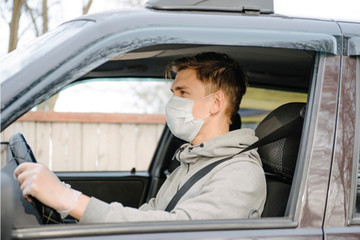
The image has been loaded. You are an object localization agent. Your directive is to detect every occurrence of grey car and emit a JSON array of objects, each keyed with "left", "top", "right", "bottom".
[{"left": 1, "top": 0, "right": 360, "bottom": 239}]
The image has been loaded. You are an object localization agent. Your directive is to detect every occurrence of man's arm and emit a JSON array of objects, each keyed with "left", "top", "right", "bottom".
[
  {"left": 14, "top": 162, "right": 183, "bottom": 221},
  {"left": 15, "top": 159, "right": 266, "bottom": 222}
]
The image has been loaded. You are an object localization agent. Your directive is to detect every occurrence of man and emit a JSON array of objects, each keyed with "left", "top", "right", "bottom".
[{"left": 15, "top": 52, "right": 266, "bottom": 222}]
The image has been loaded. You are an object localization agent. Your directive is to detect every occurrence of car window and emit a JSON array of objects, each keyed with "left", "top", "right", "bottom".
[
  {"left": 1, "top": 78, "right": 171, "bottom": 172},
  {"left": 240, "top": 87, "right": 307, "bottom": 129},
  {"left": 0, "top": 78, "right": 307, "bottom": 172},
  {"left": 0, "top": 45, "right": 319, "bottom": 238},
  {"left": 48, "top": 79, "right": 171, "bottom": 114}
]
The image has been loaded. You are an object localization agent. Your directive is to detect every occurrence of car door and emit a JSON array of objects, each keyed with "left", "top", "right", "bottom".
[
  {"left": 323, "top": 21, "right": 360, "bottom": 239},
  {"left": 0, "top": 9, "right": 345, "bottom": 239}
]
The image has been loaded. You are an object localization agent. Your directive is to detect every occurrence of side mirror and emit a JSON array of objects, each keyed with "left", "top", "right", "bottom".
[{"left": 1, "top": 171, "right": 14, "bottom": 240}]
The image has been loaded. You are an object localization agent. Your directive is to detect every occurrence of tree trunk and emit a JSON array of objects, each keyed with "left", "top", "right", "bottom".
[
  {"left": 42, "top": 0, "right": 48, "bottom": 34},
  {"left": 36, "top": 0, "right": 56, "bottom": 112},
  {"left": 8, "top": 0, "right": 23, "bottom": 52},
  {"left": 82, "top": 0, "right": 93, "bottom": 15},
  {"left": 36, "top": 94, "right": 59, "bottom": 112},
  {"left": 24, "top": 2, "right": 40, "bottom": 37}
]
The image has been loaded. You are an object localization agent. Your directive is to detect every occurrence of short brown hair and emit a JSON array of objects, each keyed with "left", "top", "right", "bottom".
[{"left": 166, "top": 52, "right": 248, "bottom": 124}]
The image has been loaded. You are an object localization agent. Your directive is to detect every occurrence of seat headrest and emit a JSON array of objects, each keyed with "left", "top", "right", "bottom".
[{"left": 255, "top": 102, "right": 306, "bottom": 181}]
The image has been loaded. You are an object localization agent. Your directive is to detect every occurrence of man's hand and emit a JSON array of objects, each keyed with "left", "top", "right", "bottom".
[{"left": 14, "top": 162, "right": 81, "bottom": 218}]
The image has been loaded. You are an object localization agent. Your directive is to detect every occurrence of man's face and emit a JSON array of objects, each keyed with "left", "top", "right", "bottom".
[{"left": 170, "top": 68, "right": 213, "bottom": 119}]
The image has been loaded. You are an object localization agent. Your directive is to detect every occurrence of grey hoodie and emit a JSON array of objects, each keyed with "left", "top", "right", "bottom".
[{"left": 80, "top": 128, "right": 266, "bottom": 223}]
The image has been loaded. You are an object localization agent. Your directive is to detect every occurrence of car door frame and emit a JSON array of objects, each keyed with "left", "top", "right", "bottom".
[{"left": 323, "top": 21, "right": 360, "bottom": 239}]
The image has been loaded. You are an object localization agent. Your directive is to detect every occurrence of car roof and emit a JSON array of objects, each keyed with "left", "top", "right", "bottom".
[
  {"left": 145, "top": 0, "right": 274, "bottom": 14},
  {"left": 73, "top": 8, "right": 341, "bottom": 38}
]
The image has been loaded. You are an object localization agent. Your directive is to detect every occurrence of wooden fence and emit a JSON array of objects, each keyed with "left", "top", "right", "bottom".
[{"left": 1, "top": 112, "right": 165, "bottom": 172}]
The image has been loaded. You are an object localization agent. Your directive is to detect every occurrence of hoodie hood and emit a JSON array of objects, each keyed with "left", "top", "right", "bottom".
[{"left": 176, "top": 128, "right": 261, "bottom": 165}]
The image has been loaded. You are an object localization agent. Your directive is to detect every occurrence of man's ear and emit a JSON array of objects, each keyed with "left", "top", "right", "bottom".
[{"left": 210, "top": 90, "right": 226, "bottom": 115}]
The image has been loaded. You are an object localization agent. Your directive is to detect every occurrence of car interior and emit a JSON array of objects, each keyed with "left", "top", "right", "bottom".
[
  {"left": 81, "top": 44, "right": 313, "bottom": 216},
  {"left": 1, "top": 44, "right": 315, "bottom": 228}
]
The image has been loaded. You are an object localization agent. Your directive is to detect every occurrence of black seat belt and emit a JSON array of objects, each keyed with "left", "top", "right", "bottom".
[{"left": 164, "top": 114, "right": 303, "bottom": 212}]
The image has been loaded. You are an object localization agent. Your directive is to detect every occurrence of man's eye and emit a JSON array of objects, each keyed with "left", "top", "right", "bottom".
[{"left": 181, "top": 90, "right": 187, "bottom": 96}]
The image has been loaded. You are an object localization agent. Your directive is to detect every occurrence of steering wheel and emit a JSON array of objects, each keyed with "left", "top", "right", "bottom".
[{"left": 1, "top": 133, "right": 63, "bottom": 225}]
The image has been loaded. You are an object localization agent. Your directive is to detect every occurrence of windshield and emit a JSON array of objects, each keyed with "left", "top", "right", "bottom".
[{"left": 0, "top": 20, "right": 94, "bottom": 84}]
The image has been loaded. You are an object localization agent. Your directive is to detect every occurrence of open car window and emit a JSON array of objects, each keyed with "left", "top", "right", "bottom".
[
  {"left": 2, "top": 78, "right": 171, "bottom": 172},
  {"left": 1, "top": 44, "right": 324, "bottom": 238},
  {"left": 1, "top": 80, "right": 307, "bottom": 172}
]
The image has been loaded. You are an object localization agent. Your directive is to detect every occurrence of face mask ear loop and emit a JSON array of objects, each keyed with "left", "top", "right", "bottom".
[
  {"left": 201, "top": 113, "right": 211, "bottom": 120},
  {"left": 196, "top": 92, "right": 215, "bottom": 120},
  {"left": 196, "top": 93, "right": 215, "bottom": 102}
]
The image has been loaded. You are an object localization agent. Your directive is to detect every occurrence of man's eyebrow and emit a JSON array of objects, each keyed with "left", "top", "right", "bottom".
[{"left": 171, "top": 85, "right": 190, "bottom": 92}]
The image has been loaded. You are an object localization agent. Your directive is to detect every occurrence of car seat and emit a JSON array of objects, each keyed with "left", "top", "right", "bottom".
[{"left": 256, "top": 102, "right": 306, "bottom": 217}]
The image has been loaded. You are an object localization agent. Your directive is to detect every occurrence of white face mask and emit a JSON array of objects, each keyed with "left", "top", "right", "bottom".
[{"left": 165, "top": 94, "right": 213, "bottom": 142}]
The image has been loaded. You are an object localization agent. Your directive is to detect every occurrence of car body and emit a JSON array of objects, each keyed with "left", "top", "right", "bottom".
[{"left": 1, "top": 0, "right": 360, "bottom": 239}]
